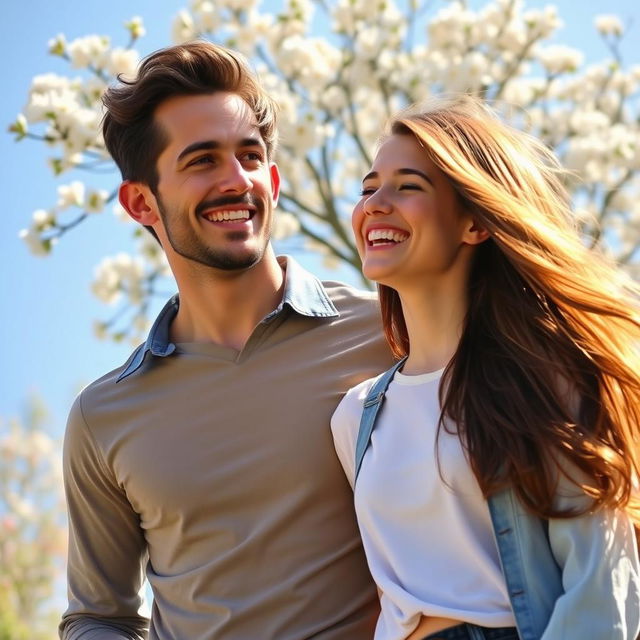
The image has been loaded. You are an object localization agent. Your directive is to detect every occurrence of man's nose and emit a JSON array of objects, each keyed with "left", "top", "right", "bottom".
[{"left": 218, "top": 158, "right": 252, "bottom": 193}]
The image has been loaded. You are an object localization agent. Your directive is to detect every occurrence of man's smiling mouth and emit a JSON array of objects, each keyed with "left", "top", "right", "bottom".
[{"left": 202, "top": 209, "right": 252, "bottom": 222}]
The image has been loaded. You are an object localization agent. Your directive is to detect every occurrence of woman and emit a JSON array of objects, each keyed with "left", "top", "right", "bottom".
[{"left": 331, "top": 95, "right": 640, "bottom": 640}]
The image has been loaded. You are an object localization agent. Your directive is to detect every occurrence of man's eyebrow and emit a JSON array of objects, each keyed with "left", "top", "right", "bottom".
[
  {"left": 177, "top": 137, "right": 265, "bottom": 162},
  {"left": 361, "top": 168, "right": 434, "bottom": 185}
]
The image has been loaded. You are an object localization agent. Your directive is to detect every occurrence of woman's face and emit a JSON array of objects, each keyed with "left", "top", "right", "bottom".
[{"left": 352, "top": 133, "right": 472, "bottom": 289}]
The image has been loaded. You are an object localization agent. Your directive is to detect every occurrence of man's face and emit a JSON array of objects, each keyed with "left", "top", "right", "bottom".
[{"left": 151, "top": 92, "right": 280, "bottom": 271}]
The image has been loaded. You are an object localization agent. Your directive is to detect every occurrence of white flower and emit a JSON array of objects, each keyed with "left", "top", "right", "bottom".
[
  {"left": 125, "top": 16, "right": 146, "bottom": 39},
  {"left": 280, "top": 113, "right": 327, "bottom": 153},
  {"left": 24, "top": 74, "right": 78, "bottom": 123},
  {"left": 91, "top": 252, "right": 144, "bottom": 305},
  {"left": 91, "top": 260, "right": 122, "bottom": 304},
  {"left": 32, "top": 209, "right": 56, "bottom": 230},
  {"left": 107, "top": 48, "right": 139, "bottom": 78},
  {"left": 48, "top": 33, "right": 67, "bottom": 56},
  {"left": 67, "top": 35, "right": 110, "bottom": 70},
  {"left": 274, "top": 36, "right": 340, "bottom": 90},
  {"left": 193, "top": 1, "right": 222, "bottom": 33},
  {"left": 172, "top": 10, "right": 197, "bottom": 43},
  {"left": 428, "top": 2, "right": 476, "bottom": 52},
  {"left": 569, "top": 109, "right": 610, "bottom": 134},
  {"left": 51, "top": 105, "right": 102, "bottom": 157},
  {"left": 538, "top": 45, "right": 583, "bottom": 75},
  {"left": 320, "top": 85, "right": 348, "bottom": 116},
  {"left": 523, "top": 6, "right": 562, "bottom": 39},
  {"left": 57, "top": 181, "right": 85, "bottom": 209},
  {"left": 85, "top": 189, "right": 109, "bottom": 213},
  {"left": 273, "top": 211, "right": 300, "bottom": 240},
  {"left": 502, "top": 78, "right": 544, "bottom": 107},
  {"left": 9, "top": 113, "right": 28, "bottom": 139},
  {"left": 0, "top": 428, "right": 20, "bottom": 459},
  {"left": 7, "top": 492, "right": 35, "bottom": 521},
  {"left": 19, "top": 227, "right": 49, "bottom": 256},
  {"left": 595, "top": 14, "right": 623, "bottom": 37},
  {"left": 27, "top": 431, "right": 54, "bottom": 458},
  {"left": 226, "top": 15, "right": 269, "bottom": 57},
  {"left": 495, "top": 22, "right": 527, "bottom": 55}
]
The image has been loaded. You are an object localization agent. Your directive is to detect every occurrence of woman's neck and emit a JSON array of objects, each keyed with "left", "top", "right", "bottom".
[{"left": 399, "top": 282, "right": 468, "bottom": 375}]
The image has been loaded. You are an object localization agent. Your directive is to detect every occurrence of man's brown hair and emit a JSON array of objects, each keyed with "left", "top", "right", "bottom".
[{"left": 102, "top": 40, "right": 278, "bottom": 192}]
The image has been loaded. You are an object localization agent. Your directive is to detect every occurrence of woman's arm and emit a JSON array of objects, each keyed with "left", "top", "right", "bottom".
[{"left": 542, "top": 496, "right": 640, "bottom": 639}]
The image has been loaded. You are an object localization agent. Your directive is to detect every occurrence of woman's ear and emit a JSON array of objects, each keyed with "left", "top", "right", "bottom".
[
  {"left": 462, "top": 217, "right": 490, "bottom": 246},
  {"left": 119, "top": 181, "right": 160, "bottom": 227}
]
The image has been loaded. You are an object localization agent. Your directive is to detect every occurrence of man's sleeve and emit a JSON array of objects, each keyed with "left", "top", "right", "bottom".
[{"left": 59, "top": 393, "right": 149, "bottom": 640}]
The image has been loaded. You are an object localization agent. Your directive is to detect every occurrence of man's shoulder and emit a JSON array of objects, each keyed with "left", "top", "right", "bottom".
[
  {"left": 320, "top": 279, "right": 379, "bottom": 311},
  {"left": 73, "top": 342, "right": 148, "bottom": 412}
]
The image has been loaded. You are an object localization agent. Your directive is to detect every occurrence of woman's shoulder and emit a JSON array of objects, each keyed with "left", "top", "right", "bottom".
[
  {"left": 331, "top": 373, "right": 384, "bottom": 485},
  {"left": 333, "top": 375, "right": 380, "bottom": 426}
]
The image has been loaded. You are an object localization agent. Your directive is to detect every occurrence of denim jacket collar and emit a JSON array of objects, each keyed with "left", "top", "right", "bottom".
[{"left": 117, "top": 256, "right": 338, "bottom": 382}]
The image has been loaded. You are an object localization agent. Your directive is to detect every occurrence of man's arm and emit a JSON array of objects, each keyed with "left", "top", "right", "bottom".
[{"left": 59, "top": 394, "right": 149, "bottom": 640}]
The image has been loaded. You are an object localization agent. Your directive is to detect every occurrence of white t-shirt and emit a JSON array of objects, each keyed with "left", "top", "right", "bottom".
[{"left": 331, "top": 367, "right": 516, "bottom": 640}]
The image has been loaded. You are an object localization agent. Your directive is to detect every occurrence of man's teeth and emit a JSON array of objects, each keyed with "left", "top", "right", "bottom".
[
  {"left": 203, "top": 209, "right": 251, "bottom": 222},
  {"left": 367, "top": 229, "right": 409, "bottom": 244}
]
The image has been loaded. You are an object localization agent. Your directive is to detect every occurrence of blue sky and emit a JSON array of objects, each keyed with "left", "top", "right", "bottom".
[{"left": 2, "top": 0, "right": 638, "bottom": 436}]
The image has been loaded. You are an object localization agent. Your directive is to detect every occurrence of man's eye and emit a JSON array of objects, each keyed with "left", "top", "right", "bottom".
[
  {"left": 360, "top": 187, "right": 376, "bottom": 196},
  {"left": 399, "top": 183, "right": 421, "bottom": 190},
  {"left": 242, "top": 151, "right": 263, "bottom": 162},
  {"left": 190, "top": 156, "right": 213, "bottom": 166}
]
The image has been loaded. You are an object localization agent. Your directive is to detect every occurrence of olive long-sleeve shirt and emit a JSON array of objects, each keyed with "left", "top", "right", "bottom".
[{"left": 60, "top": 257, "right": 392, "bottom": 640}]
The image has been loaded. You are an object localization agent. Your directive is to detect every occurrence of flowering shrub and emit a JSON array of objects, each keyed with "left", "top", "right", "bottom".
[
  {"left": 10, "top": 0, "right": 640, "bottom": 342},
  {"left": 0, "top": 399, "right": 66, "bottom": 639}
]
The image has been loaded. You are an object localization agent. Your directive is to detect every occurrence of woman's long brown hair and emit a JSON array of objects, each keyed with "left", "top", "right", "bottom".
[{"left": 378, "top": 96, "right": 640, "bottom": 520}]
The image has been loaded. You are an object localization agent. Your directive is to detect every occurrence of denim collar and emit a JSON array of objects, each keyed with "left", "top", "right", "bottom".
[{"left": 117, "top": 256, "right": 338, "bottom": 382}]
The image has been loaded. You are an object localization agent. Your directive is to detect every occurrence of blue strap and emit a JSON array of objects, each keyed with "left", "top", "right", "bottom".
[{"left": 354, "top": 357, "right": 407, "bottom": 484}]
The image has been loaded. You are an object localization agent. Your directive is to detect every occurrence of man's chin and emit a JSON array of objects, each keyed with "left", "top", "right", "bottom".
[{"left": 187, "top": 249, "right": 264, "bottom": 272}]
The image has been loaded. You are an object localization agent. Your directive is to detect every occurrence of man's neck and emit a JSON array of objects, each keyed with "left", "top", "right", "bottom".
[{"left": 170, "top": 250, "right": 285, "bottom": 351}]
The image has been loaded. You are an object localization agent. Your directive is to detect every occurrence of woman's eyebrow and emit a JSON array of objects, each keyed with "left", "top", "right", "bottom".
[
  {"left": 361, "top": 168, "right": 434, "bottom": 186},
  {"left": 396, "top": 168, "right": 434, "bottom": 185}
]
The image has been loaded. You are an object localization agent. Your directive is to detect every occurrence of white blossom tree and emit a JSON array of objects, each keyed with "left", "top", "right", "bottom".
[{"left": 10, "top": 0, "right": 640, "bottom": 343}]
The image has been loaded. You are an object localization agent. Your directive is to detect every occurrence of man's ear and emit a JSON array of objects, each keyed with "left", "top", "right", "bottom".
[
  {"left": 269, "top": 163, "right": 281, "bottom": 206},
  {"left": 462, "top": 217, "right": 490, "bottom": 246},
  {"left": 119, "top": 181, "right": 159, "bottom": 226}
]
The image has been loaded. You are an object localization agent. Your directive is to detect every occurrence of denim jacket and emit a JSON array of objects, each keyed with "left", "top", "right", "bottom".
[{"left": 354, "top": 360, "right": 640, "bottom": 640}]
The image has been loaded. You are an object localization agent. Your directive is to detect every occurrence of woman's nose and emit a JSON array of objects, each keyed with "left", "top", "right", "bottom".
[{"left": 362, "top": 189, "right": 392, "bottom": 216}]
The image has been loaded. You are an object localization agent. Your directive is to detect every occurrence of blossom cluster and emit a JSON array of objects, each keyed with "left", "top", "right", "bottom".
[
  {"left": 0, "top": 399, "right": 66, "bottom": 637},
  {"left": 11, "top": 1, "right": 640, "bottom": 339}
]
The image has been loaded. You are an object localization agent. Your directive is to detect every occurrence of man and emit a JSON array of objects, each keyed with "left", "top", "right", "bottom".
[{"left": 60, "top": 41, "right": 391, "bottom": 639}]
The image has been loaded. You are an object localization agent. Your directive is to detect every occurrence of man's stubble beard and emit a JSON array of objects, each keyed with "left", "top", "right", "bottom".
[{"left": 156, "top": 194, "right": 271, "bottom": 272}]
